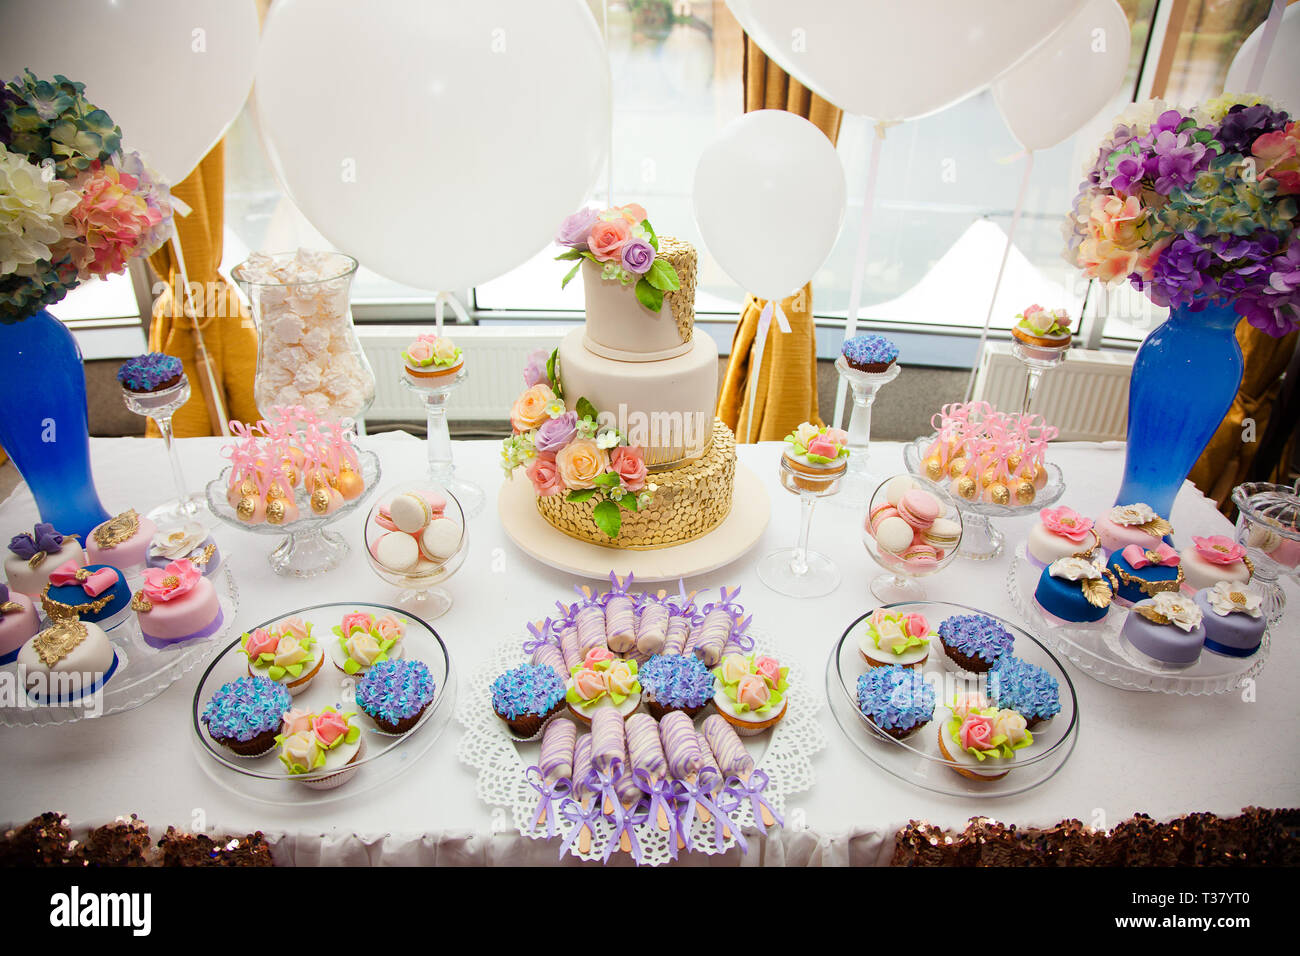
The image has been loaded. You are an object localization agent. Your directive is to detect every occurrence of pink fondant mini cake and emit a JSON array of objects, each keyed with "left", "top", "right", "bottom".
[
  {"left": 0, "top": 583, "right": 39, "bottom": 665},
  {"left": 1096, "top": 503, "right": 1172, "bottom": 554},
  {"left": 130, "top": 559, "right": 223, "bottom": 649},
  {"left": 84, "top": 509, "right": 157, "bottom": 570},
  {"left": 1180, "top": 535, "right": 1252, "bottom": 592}
]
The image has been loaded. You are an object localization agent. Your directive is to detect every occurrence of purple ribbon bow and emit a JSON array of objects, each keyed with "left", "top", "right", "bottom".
[
  {"left": 525, "top": 766, "right": 571, "bottom": 839},
  {"left": 553, "top": 600, "right": 578, "bottom": 627},
  {"left": 674, "top": 766, "right": 745, "bottom": 854},
  {"left": 522, "top": 618, "right": 557, "bottom": 655},
  {"left": 604, "top": 793, "right": 650, "bottom": 865},
  {"left": 605, "top": 570, "right": 634, "bottom": 597},
  {"left": 557, "top": 795, "right": 605, "bottom": 861},
  {"left": 722, "top": 769, "right": 782, "bottom": 834},
  {"left": 632, "top": 768, "right": 679, "bottom": 861},
  {"left": 8, "top": 523, "right": 65, "bottom": 561}
]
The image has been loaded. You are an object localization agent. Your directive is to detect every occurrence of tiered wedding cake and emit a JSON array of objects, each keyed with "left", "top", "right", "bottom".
[{"left": 501, "top": 204, "right": 736, "bottom": 549}]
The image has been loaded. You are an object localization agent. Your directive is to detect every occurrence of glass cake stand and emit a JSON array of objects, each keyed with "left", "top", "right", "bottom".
[
  {"left": 1231, "top": 481, "right": 1300, "bottom": 625},
  {"left": 758, "top": 454, "right": 845, "bottom": 597},
  {"left": 1007, "top": 545, "right": 1270, "bottom": 695},
  {"left": 0, "top": 563, "right": 240, "bottom": 727},
  {"left": 190, "top": 601, "right": 455, "bottom": 806},
  {"left": 121, "top": 374, "right": 207, "bottom": 525},
  {"left": 902, "top": 435, "right": 1065, "bottom": 560},
  {"left": 402, "top": 369, "right": 485, "bottom": 518},
  {"left": 825, "top": 601, "right": 1079, "bottom": 798},
  {"left": 205, "top": 448, "right": 380, "bottom": 577},
  {"left": 1011, "top": 338, "right": 1070, "bottom": 415},
  {"left": 830, "top": 357, "right": 901, "bottom": 510}
]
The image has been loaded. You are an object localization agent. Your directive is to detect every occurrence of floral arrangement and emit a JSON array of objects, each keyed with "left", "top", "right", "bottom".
[
  {"left": 783, "top": 422, "right": 850, "bottom": 464},
  {"left": 240, "top": 617, "right": 316, "bottom": 682},
  {"left": 947, "top": 699, "right": 1033, "bottom": 762},
  {"left": 500, "top": 347, "right": 656, "bottom": 539},
  {"left": 0, "top": 71, "right": 173, "bottom": 321},
  {"left": 554, "top": 203, "right": 680, "bottom": 313},
  {"left": 1064, "top": 94, "right": 1298, "bottom": 336}
]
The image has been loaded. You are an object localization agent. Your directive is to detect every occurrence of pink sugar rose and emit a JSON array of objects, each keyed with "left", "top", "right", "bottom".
[
  {"left": 374, "top": 614, "right": 404, "bottom": 642},
  {"left": 404, "top": 341, "right": 434, "bottom": 365},
  {"left": 900, "top": 613, "right": 929, "bottom": 639},
  {"left": 736, "top": 674, "right": 770, "bottom": 710},
  {"left": 806, "top": 435, "right": 839, "bottom": 459},
  {"left": 754, "top": 656, "right": 782, "bottom": 688},
  {"left": 588, "top": 218, "right": 631, "bottom": 262},
  {"left": 584, "top": 646, "right": 614, "bottom": 668},
  {"left": 824, "top": 427, "right": 848, "bottom": 446},
  {"left": 1192, "top": 535, "right": 1246, "bottom": 565},
  {"left": 614, "top": 203, "right": 647, "bottom": 224},
  {"left": 525, "top": 453, "right": 565, "bottom": 497},
  {"left": 244, "top": 628, "right": 278, "bottom": 660},
  {"left": 609, "top": 444, "right": 647, "bottom": 492},
  {"left": 959, "top": 712, "right": 995, "bottom": 752},
  {"left": 278, "top": 616, "right": 311, "bottom": 641},
  {"left": 340, "top": 612, "right": 374, "bottom": 638},
  {"left": 312, "top": 710, "right": 349, "bottom": 747},
  {"left": 281, "top": 707, "right": 312, "bottom": 735},
  {"left": 572, "top": 668, "right": 607, "bottom": 701},
  {"left": 1040, "top": 506, "right": 1093, "bottom": 542}
]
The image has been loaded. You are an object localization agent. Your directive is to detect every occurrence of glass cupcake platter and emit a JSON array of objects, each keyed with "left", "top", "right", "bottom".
[
  {"left": 825, "top": 602, "right": 1079, "bottom": 798},
  {"left": 189, "top": 601, "right": 455, "bottom": 806},
  {"left": 902, "top": 435, "right": 1066, "bottom": 560},
  {"left": 1007, "top": 546, "right": 1270, "bottom": 696},
  {"left": 204, "top": 447, "right": 380, "bottom": 578},
  {"left": 0, "top": 564, "right": 240, "bottom": 727}
]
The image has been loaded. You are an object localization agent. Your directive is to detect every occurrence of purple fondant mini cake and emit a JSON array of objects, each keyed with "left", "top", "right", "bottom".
[
  {"left": 1194, "top": 582, "right": 1266, "bottom": 658},
  {"left": 1120, "top": 592, "right": 1205, "bottom": 670}
]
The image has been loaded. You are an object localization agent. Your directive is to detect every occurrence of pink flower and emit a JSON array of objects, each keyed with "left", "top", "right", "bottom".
[
  {"left": 614, "top": 203, "right": 647, "bottom": 224},
  {"left": 525, "top": 453, "right": 565, "bottom": 497},
  {"left": 69, "top": 164, "right": 167, "bottom": 279},
  {"left": 736, "top": 674, "right": 770, "bottom": 709},
  {"left": 141, "top": 560, "right": 200, "bottom": 603},
  {"left": 312, "top": 711, "right": 349, "bottom": 747},
  {"left": 1040, "top": 506, "right": 1094, "bottom": 542},
  {"left": 806, "top": 435, "right": 840, "bottom": 459},
  {"left": 244, "top": 628, "right": 278, "bottom": 660},
  {"left": 1253, "top": 122, "right": 1300, "bottom": 195},
  {"left": 404, "top": 340, "right": 434, "bottom": 365},
  {"left": 952, "top": 692, "right": 989, "bottom": 721},
  {"left": 340, "top": 612, "right": 374, "bottom": 638},
  {"left": 754, "top": 656, "right": 782, "bottom": 688},
  {"left": 510, "top": 383, "right": 556, "bottom": 434},
  {"left": 959, "top": 712, "right": 995, "bottom": 751},
  {"left": 278, "top": 616, "right": 311, "bottom": 641},
  {"left": 824, "top": 428, "right": 848, "bottom": 445},
  {"left": 1077, "top": 194, "right": 1167, "bottom": 283},
  {"left": 1192, "top": 535, "right": 1246, "bottom": 565},
  {"left": 571, "top": 668, "right": 607, "bottom": 701},
  {"left": 522, "top": 348, "right": 549, "bottom": 387},
  {"left": 281, "top": 707, "right": 312, "bottom": 735},
  {"left": 583, "top": 647, "right": 614, "bottom": 668},
  {"left": 374, "top": 614, "right": 404, "bottom": 642},
  {"left": 609, "top": 445, "right": 647, "bottom": 492},
  {"left": 588, "top": 218, "right": 631, "bottom": 262},
  {"left": 900, "top": 613, "right": 930, "bottom": 639}
]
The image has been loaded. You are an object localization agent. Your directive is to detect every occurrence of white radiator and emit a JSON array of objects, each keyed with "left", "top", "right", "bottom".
[
  {"left": 358, "top": 325, "right": 572, "bottom": 422},
  {"left": 971, "top": 343, "right": 1134, "bottom": 442}
]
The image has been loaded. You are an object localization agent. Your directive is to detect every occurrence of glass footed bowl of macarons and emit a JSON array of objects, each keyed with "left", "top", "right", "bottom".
[
  {"left": 362, "top": 482, "right": 467, "bottom": 616},
  {"left": 862, "top": 475, "right": 963, "bottom": 602}
]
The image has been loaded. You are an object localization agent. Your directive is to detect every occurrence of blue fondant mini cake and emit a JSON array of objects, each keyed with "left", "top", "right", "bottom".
[
  {"left": 1106, "top": 543, "right": 1183, "bottom": 606},
  {"left": 42, "top": 563, "right": 131, "bottom": 631},
  {"left": 491, "top": 663, "right": 566, "bottom": 736},
  {"left": 936, "top": 613, "right": 1013, "bottom": 673},
  {"left": 1034, "top": 555, "right": 1112, "bottom": 624},
  {"left": 856, "top": 665, "right": 935, "bottom": 739},
  {"left": 987, "top": 656, "right": 1060, "bottom": 727},
  {"left": 355, "top": 658, "right": 437, "bottom": 733},
  {"left": 841, "top": 333, "right": 899, "bottom": 372},
  {"left": 201, "top": 675, "right": 292, "bottom": 755},
  {"left": 638, "top": 653, "right": 716, "bottom": 717}
]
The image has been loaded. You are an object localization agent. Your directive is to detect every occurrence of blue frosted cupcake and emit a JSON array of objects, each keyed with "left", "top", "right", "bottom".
[
  {"left": 987, "top": 656, "right": 1060, "bottom": 728},
  {"left": 117, "top": 352, "right": 183, "bottom": 393},
  {"left": 639, "top": 653, "right": 716, "bottom": 719},
  {"left": 201, "top": 675, "right": 292, "bottom": 756},
  {"left": 355, "top": 659, "right": 437, "bottom": 734},
  {"left": 491, "top": 663, "right": 567, "bottom": 737},
  {"left": 856, "top": 665, "right": 935, "bottom": 739},
  {"left": 842, "top": 333, "right": 899, "bottom": 373},
  {"left": 937, "top": 613, "right": 1014, "bottom": 673}
]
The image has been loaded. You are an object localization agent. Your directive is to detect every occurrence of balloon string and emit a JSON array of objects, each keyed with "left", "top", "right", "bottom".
[
  {"left": 832, "top": 121, "right": 888, "bottom": 430},
  {"left": 1245, "top": 0, "right": 1285, "bottom": 93},
  {"left": 744, "top": 299, "right": 792, "bottom": 443},
  {"left": 169, "top": 232, "right": 230, "bottom": 437},
  {"left": 603, "top": 0, "right": 613, "bottom": 208},
  {"left": 963, "top": 149, "right": 1035, "bottom": 404}
]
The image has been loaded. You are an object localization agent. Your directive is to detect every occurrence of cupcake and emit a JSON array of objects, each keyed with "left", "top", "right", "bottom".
[
  {"left": 355, "top": 659, "right": 437, "bottom": 734},
  {"left": 638, "top": 653, "right": 715, "bottom": 719},
  {"left": 1010, "top": 304, "right": 1071, "bottom": 357},
  {"left": 240, "top": 616, "right": 323, "bottom": 695},
  {"left": 1096, "top": 503, "right": 1172, "bottom": 554},
  {"left": 937, "top": 702, "right": 1033, "bottom": 780},
  {"left": 0, "top": 583, "right": 40, "bottom": 665},
  {"left": 329, "top": 609, "right": 405, "bottom": 675},
  {"left": 936, "top": 613, "right": 1014, "bottom": 673},
  {"left": 402, "top": 332, "right": 463, "bottom": 381},
  {"left": 18, "top": 617, "right": 118, "bottom": 704},
  {"left": 41, "top": 563, "right": 132, "bottom": 631},
  {"left": 1119, "top": 591, "right": 1206, "bottom": 670},
  {"left": 711, "top": 653, "right": 788, "bottom": 737},
  {"left": 987, "top": 656, "right": 1060, "bottom": 729},
  {"left": 1026, "top": 506, "right": 1098, "bottom": 568},
  {"left": 855, "top": 665, "right": 935, "bottom": 739},
  {"left": 275, "top": 707, "right": 365, "bottom": 790},
  {"left": 1107, "top": 542, "right": 1183, "bottom": 606},
  {"left": 857, "top": 607, "right": 931, "bottom": 668},
  {"left": 201, "top": 676, "right": 292, "bottom": 756},
  {"left": 1180, "top": 535, "right": 1252, "bottom": 592},
  {"left": 85, "top": 509, "right": 157, "bottom": 570},
  {"left": 841, "top": 333, "right": 899, "bottom": 373},
  {"left": 1195, "top": 582, "right": 1266, "bottom": 659},
  {"left": 781, "top": 422, "right": 850, "bottom": 492},
  {"left": 1034, "top": 554, "right": 1115, "bottom": 624},
  {"left": 117, "top": 352, "right": 183, "bottom": 393},
  {"left": 147, "top": 522, "right": 221, "bottom": 577},
  {"left": 5, "top": 523, "right": 85, "bottom": 597},
  {"left": 564, "top": 649, "right": 641, "bottom": 727},
  {"left": 493, "top": 663, "right": 568, "bottom": 737}
]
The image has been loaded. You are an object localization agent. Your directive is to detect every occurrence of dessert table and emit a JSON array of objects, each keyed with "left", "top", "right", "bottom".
[{"left": 1, "top": 433, "right": 1295, "bottom": 866}]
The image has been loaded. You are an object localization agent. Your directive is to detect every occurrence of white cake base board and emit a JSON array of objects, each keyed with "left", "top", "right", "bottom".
[{"left": 499, "top": 463, "right": 769, "bottom": 582}]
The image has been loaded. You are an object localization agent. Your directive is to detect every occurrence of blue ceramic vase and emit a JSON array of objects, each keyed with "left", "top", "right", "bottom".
[
  {"left": 0, "top": 308, "right": 111, "bottom": 539},
  {"left": 1114, "top": 297, "right": 1244, "bottom": 517}
]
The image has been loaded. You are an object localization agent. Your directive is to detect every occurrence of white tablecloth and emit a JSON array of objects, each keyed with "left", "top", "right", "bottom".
[{"left": 1, "top": 433, "right": 1296, "bottom": 866}]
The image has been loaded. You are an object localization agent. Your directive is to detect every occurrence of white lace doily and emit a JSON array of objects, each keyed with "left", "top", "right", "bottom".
[{"left": 456, "top": 628, "right": 824, "bottom": 866}]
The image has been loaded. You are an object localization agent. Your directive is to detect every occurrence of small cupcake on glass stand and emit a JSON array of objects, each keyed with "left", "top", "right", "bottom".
[
  {"left": 118, "top": 353, "right": 204, "bottom": 524},
  {"left": 1010, "top": 305, "right": 1072, "bottom": 414},
  {"left": 399, "top": 331, "right": 484, "bottom": 518},
  {"left": 757, "top": 422, "right": 849, "bottom": 598},
  {"left": 363, "top": 481, "right": 467, "bottom": 617},
  {"left": 863, "top": 474, "right": 963, "bottom": 602},
  {"left": 832, "top": 334, "right": 901, "bottom": 508}
]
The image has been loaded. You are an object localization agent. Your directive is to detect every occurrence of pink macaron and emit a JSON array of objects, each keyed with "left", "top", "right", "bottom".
[
  {"left": 868, "top": 503, "right": 900, "bottom": 534},
  {"left": 897, "top": 489, "right": 940, "bottom": 531},
  {"left": 902, "top": 541, "right": 939, "bottom": 570}
]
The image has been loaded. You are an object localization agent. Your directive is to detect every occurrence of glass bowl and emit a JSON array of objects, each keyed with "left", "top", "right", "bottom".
[
  {"left": 362, "top": 481, "right": 468, "bottom": 617},
  {"left": 1231, "top": 481, "right": 1300, "bottom": 625},
  {"left": 862, "top": 475, "right": 963, "bottom": 602}
]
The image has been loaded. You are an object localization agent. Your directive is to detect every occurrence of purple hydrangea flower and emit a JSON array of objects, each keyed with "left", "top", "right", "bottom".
[{"left": 1216, "top": 103, "right": 1291, "bottom": 156}]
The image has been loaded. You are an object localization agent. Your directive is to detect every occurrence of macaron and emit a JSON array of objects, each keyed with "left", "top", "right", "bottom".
[
  {"left": 868, "top": 503, "right": 900, "bottom": 534},
  {"left": 375, "top": 531, "right": 419, "bottom": 571},
  {"left": 388, "top": 493, "right": 432, "bottom": 533},
  {"left": 874, "top": 516, "right": 914, "bottom": 554},
  {"left": 884, "top": 475, "right": 915, "bottom": 507},
  {"left": 897, "top": 489, "right": 940, "bottom": 531},
  {"left": 922, "top": 517, "right": 961, "bottom": 550},
  {"left": 420, "top": 518, "right": 461, "bottom": 562}
]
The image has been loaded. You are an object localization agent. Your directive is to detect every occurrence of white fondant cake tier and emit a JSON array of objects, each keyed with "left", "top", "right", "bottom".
[
  {"left": 580, "top": 237, "right": 696, "bottom": 360},
  {"left": 558, "top": 326, "right": 717, "bottom": 467}
]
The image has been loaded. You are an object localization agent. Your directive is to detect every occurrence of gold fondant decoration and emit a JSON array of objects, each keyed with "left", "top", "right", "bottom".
[
  {"left": 1069, "top": 529, "right": 1102, "bottom": 559},
  {"left": 39, "top": 582, "right": 115, "bottom": 621},
  {"left": 0, "top": 600, "right": 22, "bottom": 616},
  {"left": 955, "top": 476, "right": 978, "bottom": 501},
  {"left": 32, "top": 620, "right": 88, "bottom": 667},
  {"left": 1137, "top": 516, "right": 1174, "bottom": 538},
  {"left": 987, "top": 483, "right": 1010, "bottom": 506},
  {"left": 657, "top": 236, "right": 697, "bottom": 345},
  {"left": 310, "top": 488, "right": 331, "bottom": 515},
  {"left": 92, "top": 510, "right": 140, "bottom": 550},
  {"left": 130, "top": 591, "right": 153, "bottom": 612},
  {"left": 1081, "top": 570, "right": 1117, "bottom": 609},
  {"left": 1134, "top": 604, "right": 1171, "bottom": 625},
  {"left": 1111, "top": 562, "right": 1185, "bottom": 596},
  {"left": 189, "top": 544, "right": 217, "bottom": 568}
]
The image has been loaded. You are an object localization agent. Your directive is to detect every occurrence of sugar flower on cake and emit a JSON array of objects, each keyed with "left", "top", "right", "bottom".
[
  {"left": 240, "top": 621, "right": 317, "bottom": 682},
  {"left": 565, "top": 655, "right": 641, "bottom": 709},
  {"left": 712, "top": 653, "right": 788, "bottom": 715},
  {"left": 402, "top": 332, "right": 462, "bottom": 370},
  {"left": 866, "top": 608, "right": 931, "bottom": 656},
  {"left": 1191, "top": 534, "right": 1247, "bottom": 565},
  {"left": 138, "top": 559, "right": 200, "bottom": 603},
  {"left": 553, "top": 203, "right": 680, "bottom": 312},
  {"left": 1016, "top": 304, "right": 1071, "bottom": 336},
  {"left": 783, "top": 422, "right": 850, "bottom": 464},
  {"left": 331, "top": 610, "right": 401, "bottom": 675},
  {"left": 1040, "top": 506, "right": 1094, "bottom": 542},
  {"left": 1207, "top": 581, "right": 1263, "bottom": 618},
  {"left": 1142, "top": 590, "right": 1204, "bottom": 632},
  {"left": 947, "top": 704, "right": 1033, "bottom": 762}
]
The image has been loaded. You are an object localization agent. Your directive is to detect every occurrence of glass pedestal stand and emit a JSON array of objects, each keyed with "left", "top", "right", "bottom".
[
  {"left": 1011, "top": 339, "right": 1069, "bottom": 414},
  {"left": 1232, "top": 481, "right": 1300, "bottom": 626},
  {"left": 121, "top": 375, "right": 207, "bottom": 526},
  {"left": 830, "top": 358, "right": 900, "bottom": 510},
  {"left": 757, "top": 457, "right": 844, "bottom": 597},
  {"left": 401, "top": 370, "right": 484, "bottom": 518}
]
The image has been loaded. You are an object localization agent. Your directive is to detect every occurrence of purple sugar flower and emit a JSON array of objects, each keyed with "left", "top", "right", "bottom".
[
  {"left": 1216, "top": 103, "right": 1291, "bottom": 156},
  {"left": 620, "top": 238, "right": 655, "bottom": 275},
  {"left": 522, "top": 347, "right": 549, "bottom": 388},
  {"left": 534, "top": 410, "right": 578, "bottom": 454},
  {"left": 556, "top": 207, "right": 599, "bottom": 250}
]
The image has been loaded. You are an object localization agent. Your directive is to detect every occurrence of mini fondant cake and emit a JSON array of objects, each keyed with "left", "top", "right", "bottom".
[
  {"left": 1180, "top": 535, "right": 1252, "bottom": 592},
  {"left": 638, "top": 653, "right": 715, "bottom": 719},
  {"left": 329, "top": 609, "right": 405, "bottom": 675},
  {"left": 858, "top": 607, "right": 931, "bottom": 668},
  {"left": 1195, "top": 582, "right": 1266, "bottom": 658},
  {"left": 0, "top": 583, "right": 40, "bottom": 665},
  {"left": 855, "top": 665, "right": 935, "bottom": 739},
  {"left": 712, "top": 653, "right": 788, "bottom": 737},
  {"left": 781, "top": 422, "right": 849, "bottom": 492},
  {"left": 842, "top": 333, "right": 899, "bottom": 373},
  {"left": 42, "top": 562, "right": 131, "bottom": 631},
  {"left": 936, "top": 613, "right": 1013, "bottom": 673},
  {"left": 1096, "top": 502, "right": 1172, "bottom": 554},
  {"left": 355, "top": 659, "right": 437, "bottom": 734},
  {"left": 401, "top": 332, "right": 463, "bottom": 381},
  {"left": 117, "top": 352, "right": 183, "bottom": 392},
  {"left": 275, "top": 707, "right": 364, "bottom": 790},
  {"left": 987, "top": 656, "right": 1060, "bottom": 728},
  {"left": 493, "top": 662, "right": 568, "bottom": 737},
  {"left": 240, "top": 616, "right": 323, "bottom": 695},
  {"left": 1026, "top": 506, "right": 1098, "bottom": 568},
  {"left": 84, "top": 509, "right": 157, "bottom": 570},
  {"left": 1119, "top": 591, "right": 1206, "bottom": 670},
  {"left": 201, "top": 676, "right": 292, "bottom": 756},
  {"left": 6, "top": 523, "right": 85, "bottom": 597},
  {"left": 130, "top": 559, "right": 223, "bottom": 648},
  {"left": 565, "top": 650, "right": 641, "bottom": 727},
  {"left": 19, "top": 617, "right": 118, "bottom": 703},
  {"left": 147, "top": 522, "right": 221, "bottom": 577},
  {"left": 1034, "top": 555, "right": 1115, "bottom": 624},
  {"left": 937, "top": 704, "right": 1033, "bottom": 780},
  {"left": 1107, "top": 543, "right": 1184, "bottom": 606}
]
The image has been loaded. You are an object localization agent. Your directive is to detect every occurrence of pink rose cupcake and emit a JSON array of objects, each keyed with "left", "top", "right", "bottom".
[{"left": 711, "top": 653, "right": 789, "bottom": 736}]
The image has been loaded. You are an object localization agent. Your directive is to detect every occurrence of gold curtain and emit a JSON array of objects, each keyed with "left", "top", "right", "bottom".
[
  {"left": 145, "top": 141, "right": 259, "bottom": 437},
  {"left": 1188, "top": 324, "right": 1298, "bottom": 512},
  {"left": 715, "top": 36, "right": 842, "bottom": 442}
]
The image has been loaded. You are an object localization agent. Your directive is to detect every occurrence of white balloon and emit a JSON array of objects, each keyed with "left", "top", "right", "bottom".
[
  {"left": 0, "top": 0, "right": 258, "bottom": 185},
  {"left": 692, "top": 110, "right": 846, "bottom": 301},
  {"left": 725, "top": 0, "right": 1085, "bottom": 122},
  {"left": 255, "top": 0, "right": 610, "bottom": 292},
  {"left": 993, "top": 0, "right": 1132, "bottom": 151},
  {"left": 1224, "top": 2, "right": 1300, "bottom": 112}
]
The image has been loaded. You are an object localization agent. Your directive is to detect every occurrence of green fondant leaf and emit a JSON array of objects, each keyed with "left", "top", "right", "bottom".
[
  {"left": 344, "top": 658, "right": 360, "bottom": 675},
  {"left": 644, "top": 257, "right": 679, "bottom": 292},
  {"left": 575, "top": 396, "right": 599, "bottom": 422},
  {"left": 634, "top": 278, "right": 664, "bottom": 313},
  {"left": 616, "top": 495, "right": 639, "bottom": 512},
  {"left": 268, "top": 665, "right": 287, "bottom": 681},
  {"left": 566, "top": 488, "right": 596, "bottom": 503},
  {"left": 592, "top": 499, "right": 622, "bottom": 538},
  {"left": 593, "top": 472, "right": 620, "bottom": 489},
  {"left": 561, "top": 261, "right": 582, "bottom": 289},
  {"left": 555, "top": 249, "right": 584, "bottom": 261},
  {"left": 641, "top": 218, "right": 658, "bottom": 250}
]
